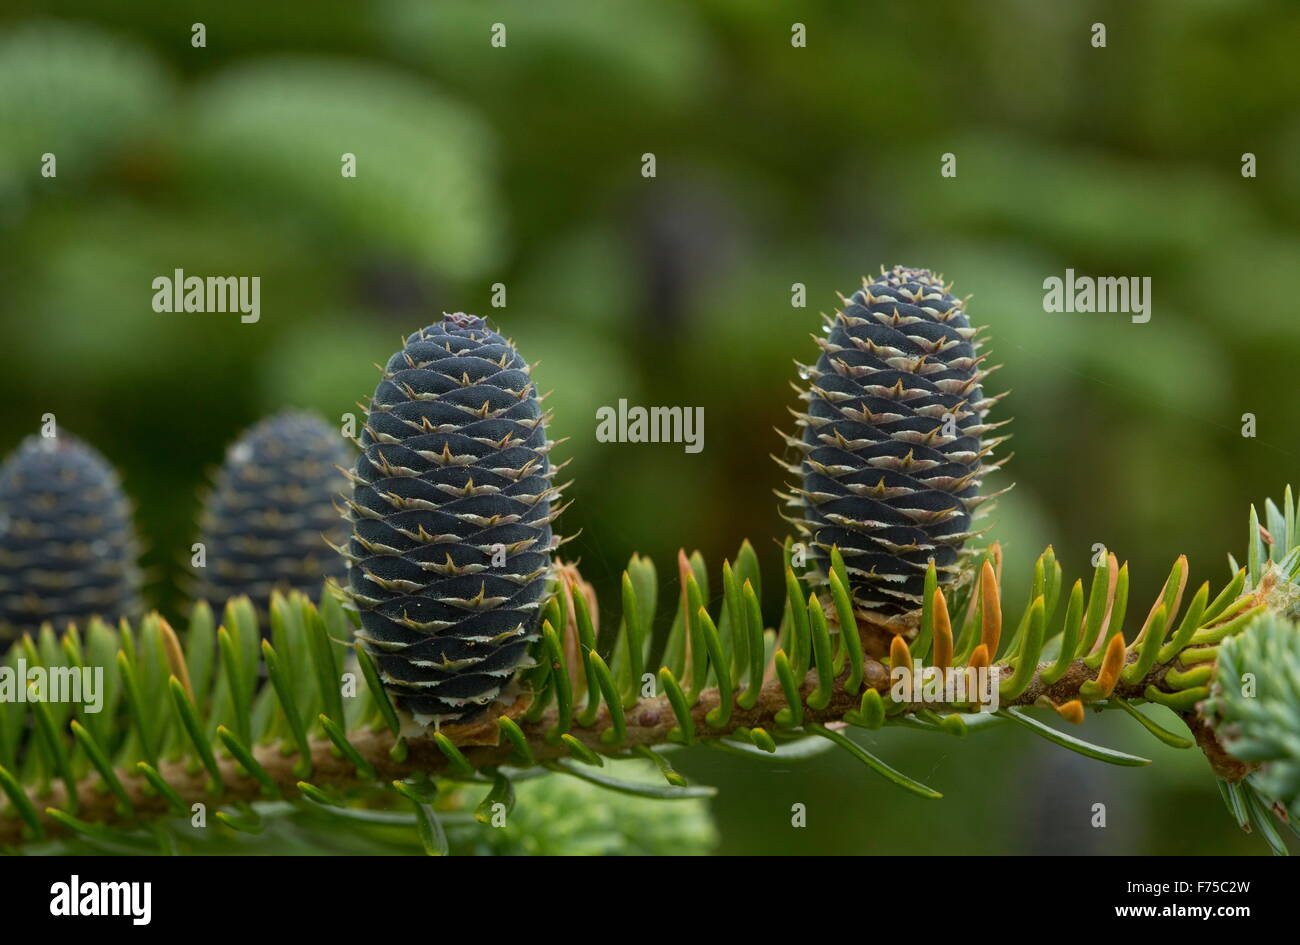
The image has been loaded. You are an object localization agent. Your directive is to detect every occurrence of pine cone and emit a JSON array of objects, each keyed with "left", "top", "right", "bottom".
[
  {"left": 0, "top": 433, "right": 142, "bottom": 646},
  {"left": 345, "top": 313, "right": 562, "bottom": 726},
  {"left": 779, "top": 266, "right": 1008, "bottom": 623},
  {"left": 197, "top": 410, "right": 352, "bottom": 613}
]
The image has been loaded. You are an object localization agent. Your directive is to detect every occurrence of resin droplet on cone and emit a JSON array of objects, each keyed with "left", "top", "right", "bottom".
[
  {"left": 0, "top": 433, "right": 142, "bottom": 647},
  {"left": 779, "top": 266, "right": 1009, "bottom": 624},
  {"left": 345, "top": 313, "right": 561, "bottom": 726},
  {"left": 197, "top": 409, "right": 352, "bottom": 613}
]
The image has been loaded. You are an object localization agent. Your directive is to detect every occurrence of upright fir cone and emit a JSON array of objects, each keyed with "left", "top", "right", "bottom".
[
  {"left": 778, "top": 266, "right": 1009, "bottom": 627},
  {"left": 343, "top": 313, "right": 563, "bottom": 726},
  {"left": 0, "top": 433, "right": 142, "bottom": 647},
  {"left": 196, "top": 410, "right": 352, "bottom": 613}
]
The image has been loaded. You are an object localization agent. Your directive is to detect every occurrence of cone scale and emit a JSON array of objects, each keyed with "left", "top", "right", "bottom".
[
  {"left": 345, "top": 313, "right": 561, "bottom": 726},
  {"left": 779, "top": 266, "right": 1008, "bottom": 625}
]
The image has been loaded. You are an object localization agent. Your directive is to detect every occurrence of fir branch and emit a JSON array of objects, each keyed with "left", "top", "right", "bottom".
[
  {"left": 0, "top": 506, "right": 1293, "bottom": 853},
  {"left": 0, "top": 647, "right": 1190, "bottom": 847}
]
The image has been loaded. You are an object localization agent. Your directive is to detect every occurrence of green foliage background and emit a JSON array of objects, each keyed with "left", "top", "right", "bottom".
[{"left": 1, "top": 0, "right": 1297, "bottom": 854}]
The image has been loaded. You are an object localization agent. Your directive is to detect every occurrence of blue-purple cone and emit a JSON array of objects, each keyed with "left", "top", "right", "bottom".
[
  {"left": 345, "top": 314, "right": 560, "bottom": 725},
  {"left": 197, "top": 409, "right": 353, "bottom": 613},
  {"left": 779, "top": 266, "right": 1008, "bottom": 620},
  {"left": 0, "top": 433, "right": 142, "bottom": 648}
]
